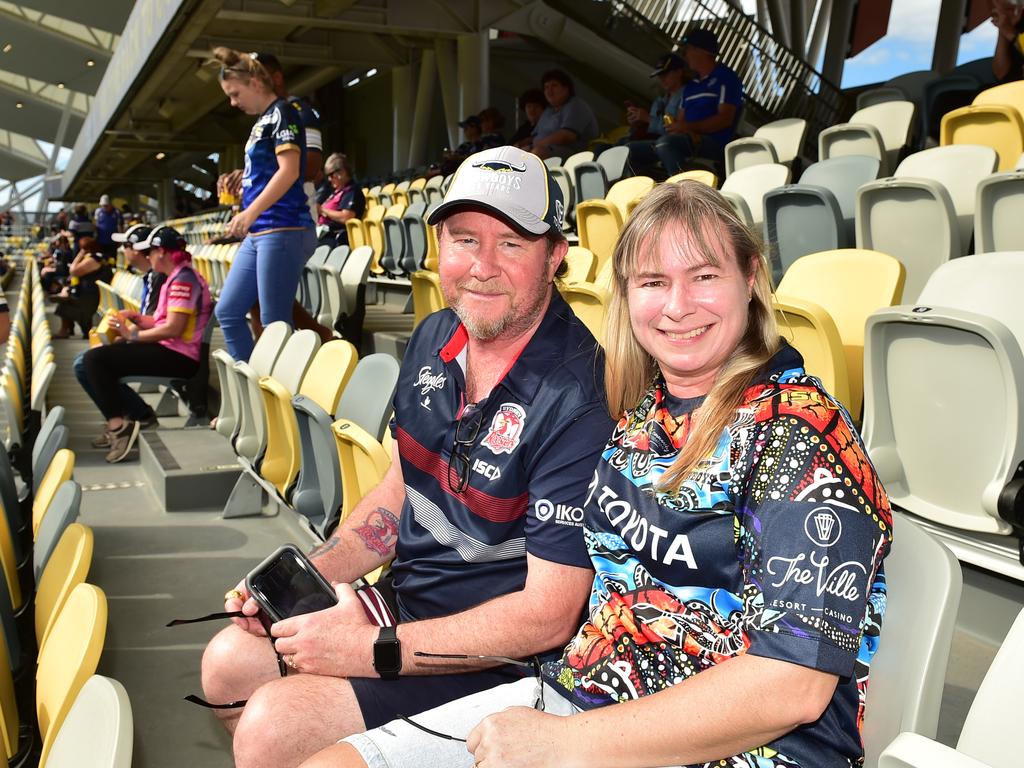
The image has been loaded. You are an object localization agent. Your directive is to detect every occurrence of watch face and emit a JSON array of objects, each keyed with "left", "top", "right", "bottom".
[{"left": 375, "top": 635, "right": 401, "bottom": 672}]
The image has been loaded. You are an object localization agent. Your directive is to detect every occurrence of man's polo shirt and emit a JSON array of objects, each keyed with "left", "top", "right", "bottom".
[
  {"left": 681, "top": 62, "right": 744, "bottom": 147},
  {"left": 390, "top": 291, "right": 614, "bottom": 622}
]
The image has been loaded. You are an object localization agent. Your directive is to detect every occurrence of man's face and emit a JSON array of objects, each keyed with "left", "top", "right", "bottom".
[
  {"left": 464, "top": 124, "right": 482, "bottom": 141},
  {"left": 438, "top": 210, "right": 564, "bottom": 342},
  {"left": 524, "top": 102, "right": 545, "bottom": 124},
  {"left": 657, "top": 69, "right": 684, "bottom": 92},
  {"left": 543, "top": 79, "right": 570, "bottom": 108}
]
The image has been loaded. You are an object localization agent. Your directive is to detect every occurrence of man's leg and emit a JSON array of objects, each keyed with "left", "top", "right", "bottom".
[
  {"left": 232, "top": 673, "right": 366, "bottom": 768},
  {"left": 654, "top": 133, "right": 696, "bottom": 176},
  {"left": 201, "top": 624, "right": 284, "bottom": 734}
]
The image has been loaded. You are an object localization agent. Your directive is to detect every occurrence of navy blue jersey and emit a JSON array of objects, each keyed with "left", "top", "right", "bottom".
[
  {"left": 242, "top": 98, "right": 312, "bottom": 232},
  {"left": 390, "top": 291, "right": 614, "bottom": 622},
  {"left": 682, "top": 62, "right": 744, "bottom": 147},
  {"left": 286, "top": 95, "right": 322, "bottom": 155}
]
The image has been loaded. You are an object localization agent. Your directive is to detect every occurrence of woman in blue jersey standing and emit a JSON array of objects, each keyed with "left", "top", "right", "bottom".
[{"left": 213, "top": 47, "right": 316, "bottom": 361}]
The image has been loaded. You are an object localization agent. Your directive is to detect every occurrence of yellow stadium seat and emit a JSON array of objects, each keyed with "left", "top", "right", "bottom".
[
  {"left": 973, "top": 80, "right": 1024, "bottom": 121},
  {"left": 0, "top": 629, "right": 16, "bottom": 759},
  {"left": 666, "top": 169, "right": 719, "bottom": 188},
  {"left": 773, "top": 296, "right": 851, "bottom": 410},
  {"left": 940, "top": 104, "right": 1024, "bottom": 171},
  {"left": 35, "top": 523, "right": 93, "bottom": 651},
  {"left": 559, "top": 282, "right": 610, "bottom": 346},
  {"left": 36, "top": 583, "right": 108, "bottom": 767},
  {"left": 423, "top": 218, "right": 440, "bottom": 272},
  {"left": 410, "top": 271, "right": 447, "bottom": 327},
  {"left": 576, "top": 176, "right": 656, "bottom": 276},
  {"left": 0, "top": 499, "right": 22, "bottom": 612},
  {"left": 364, "top": 206, "right": 388, "bottom": 275},
  {"left": 777, "top": 249, "right": 905, "bottom": 420},
  {"left": 33, "top": 448, "right": 75, "bottom": 538},
  {"left": 560, "top": 246, "right": 597, "bottom": 284},
  {"left": 332, "top": 419, "right": 391, "bottom": 527},
  {"left": 346, "top": 218, "right": 367, "bottom": 250},
  {"left": 259, "top": 340, "right": 358, "bottom": 496}
]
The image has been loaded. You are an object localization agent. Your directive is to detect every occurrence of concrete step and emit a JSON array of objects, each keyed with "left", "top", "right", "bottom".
[{"left": 139, "top": 428, "right": 240, "bottom": 512}]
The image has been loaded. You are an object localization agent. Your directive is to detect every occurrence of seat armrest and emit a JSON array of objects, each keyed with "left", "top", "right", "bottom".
[{"left": 878, "top": 732, "right": 989, "bottom": 768}]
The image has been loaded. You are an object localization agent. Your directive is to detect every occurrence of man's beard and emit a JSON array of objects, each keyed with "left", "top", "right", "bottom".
[{"left": 445, "top": 278, "right": 550, "bottom": 342}]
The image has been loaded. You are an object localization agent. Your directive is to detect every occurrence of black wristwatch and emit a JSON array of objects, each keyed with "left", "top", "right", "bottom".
[{"left": 373, "top": 625, "right": 402, "bottom": 680}]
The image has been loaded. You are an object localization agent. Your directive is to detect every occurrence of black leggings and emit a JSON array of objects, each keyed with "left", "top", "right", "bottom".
[{"left": 83, "top": 342, "right": 199, "bottom": 420}]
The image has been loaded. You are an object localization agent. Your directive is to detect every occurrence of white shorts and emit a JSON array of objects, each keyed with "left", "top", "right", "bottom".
[{"left": 342, "top": 678, "right": 579, "bottom": 768}]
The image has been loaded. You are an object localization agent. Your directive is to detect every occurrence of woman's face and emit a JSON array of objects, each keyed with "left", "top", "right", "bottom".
[
  {"left": 147, "top": 247, "right": 173, "bottom": 275},
  {"left": 627, "top": 223, "right": 755, "bottom": 398},
  {"left": 524, "top": 102, "right": 545, "bottom": 124},
  {"left": 220, "top": 75, "right": 270, "bottom": 115},
  {"left": 327, "top": 168, "right": 349, "bottom": 190}
]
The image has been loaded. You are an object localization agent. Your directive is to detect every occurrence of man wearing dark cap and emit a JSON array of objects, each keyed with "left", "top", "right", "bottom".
[
  {"left": 202, "top": 146, "right": 613, "bottom": 768},
  {"left": 624, "top": 52, "right": 690, "bottom": 174},
  {"left": 655, "top": 28, "right": 744, "bottom": 175},
  {"left": 439, "top": 116, "right": 486, "bottom": 174}
]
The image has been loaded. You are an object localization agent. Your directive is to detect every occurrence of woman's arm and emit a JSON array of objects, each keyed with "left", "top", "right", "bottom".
[
  {"left": 468, "top": 653, "right": 838, "bottom": 768},
  {"left": 69, "top": 255, "right": 101, "bottom": 278},
  {"left": 226, "top": 148, "right": 301, "bottom": 238},
  {"left": 319, "top": 206, "right": 356, "bottom": 224},
  {"left": 117, "top": 311, "right": 188, "bottom": 343}
]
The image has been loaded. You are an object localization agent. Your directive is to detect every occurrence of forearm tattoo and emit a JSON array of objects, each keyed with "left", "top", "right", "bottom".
[
  {"left": 307, "top": 537, "right": 339, "bottom": 561},
  {"left": 355, "top": 507, "right": 400, "bottom": 556}
]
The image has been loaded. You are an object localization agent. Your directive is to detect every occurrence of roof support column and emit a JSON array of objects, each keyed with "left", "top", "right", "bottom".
[
  {"left": 435, "top": 39, "right": 459, "bottom": 150},
  {"left": 821, "top": 0, "right": 855, "bottom": 88},
  {"left": 807, "top": 0, "right": 833, "bottom": 69},
  {"left": 158, "top": 177, "right": 175, "bottom": 221},
  {"left": 40, "top": 91, "right": 76, "bottom": 212},
  {"left": 457, "top": 31, "right": 489, "bottom": 133},
  {"left": 392, "top": 64, "right": 414, "bottom": 172},
  {"left": 409, "top": 50, "right": 437, "bottom": 169},
  {"left": 933, "top": 0, "right": 968, "bottom": 72}
]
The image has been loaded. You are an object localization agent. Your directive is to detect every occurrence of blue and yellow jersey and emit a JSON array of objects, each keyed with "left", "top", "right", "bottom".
[{"left": 241, "top": 98, "right": 312, "bottom": 233}]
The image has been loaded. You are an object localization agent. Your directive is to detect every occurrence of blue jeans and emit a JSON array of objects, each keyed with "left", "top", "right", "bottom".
[
  {"left": 654, "top": 133, "right": 726, "bottom": 175},
  {"left": 215, "top": 227, "right": 316, "bottom": 361},
  {"left": 74, "top": 350, "right": 153, "bottom": 421}
]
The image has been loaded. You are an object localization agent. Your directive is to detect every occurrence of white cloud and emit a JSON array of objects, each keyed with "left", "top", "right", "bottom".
[{"left": 886, "top": 0, "right": 943, "bottom": 44}]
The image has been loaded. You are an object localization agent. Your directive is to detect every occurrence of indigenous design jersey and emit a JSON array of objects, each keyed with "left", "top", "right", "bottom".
[
  {"left": 241, "top": 98, "right": 312, "bottom": 233},
  {"left": 390, "top": 292, "right": 615, "bottom": 623},
  {"left": 154, "top": 264, "right": 213, "bottom": 362},
  {"left": 543, "top": 343, "right": 892, "bottom": 768}
]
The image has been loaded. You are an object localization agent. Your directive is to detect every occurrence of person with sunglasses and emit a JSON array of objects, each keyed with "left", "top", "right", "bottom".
[
  {"left": 212, "top": 47, "right": 318, "bottom": 361},
  {"left": 302, "top": 182, "right": 892, "bottom": 768},
  {"left": 317, "top": 153, "right": 365, "bottom": 249},
  {"left": 200, "top": 146, "right": 614, "bottom": 768}
]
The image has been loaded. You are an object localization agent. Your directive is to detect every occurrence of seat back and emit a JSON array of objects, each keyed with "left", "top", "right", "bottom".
[
  {"left": 33, "top": 480, "right": 82, "bottom": 582},
  {"left": 44, "top": 675, "right": 133, "bottom": 768},
  {"left": 336, "top": 353, "right": 401, "bottom": 441},
  {"left": 339, "top": 245, "right": 374, "bottom": 332},
  {"left": 380, "top": 213, "right": 406, "bottom": 274},
  {"left": 401, "top": 202, "right": 428, "bottom": 273},
  {"left": 270, "top": 330, "right": 321, "bottom": 398},
  {"left": 862, "top": 253, "right": 1024, "bottom": 534},
  {"left": 562, "top": 150, "right": 594, "bottom": 176},
  {"left": 33, "top": 447, "right": 75, "bottom": 537},
  {"left": 720, "top": 163, "right": 791, "bottom": 228},
  {"left": 895, "top": 144, "right": 998, "bottom": 252},
  {"left": 975, "top": 170, "right": 1024, "bottom": 253},
  {"left": 573, "top": 162, "right": 609, "bottom": 204},
  {"left": 561, "top": 246, "right": 596, "bottom": 284},
  {"left": 0, "top": 627, "right": 18, "bottom": 760},
  {"left": 940, "top": 104, "right": 1024, "bottom": 171},
  {"left": 32, "top": 405, "right": 68, "bottom": 492},
  {"left": 249, "top": 320, "right": 292, "bottom": 375},
  {"left": 778, "top": 249, "right": 905, "bottom": 419},
  {"left": 559, "top": 283, "right": 609, "bottom": 346},
  {"left": 852, "top": 100, "right": 917, "bottom": 169},
  {"left": 302, "top": 244, "right": 331, "bottom": 312},
  {"left": 596, "top": 145, "right": 629, "bottom": 184},
  {"left": 297, "top": 340, "right": 358, "bottom": 414},
  {"left": 856, "top": 85, "right": 906, "bottom": 110},
  {"left": 973, "top": 79, "right": 1024, "bottom": 120},
  {"left": 547, "top": 167, "right": 573, "bottom": 228},
  {"left": 410, "top": 271, "right": 447, "bottom": 327},
  {"left": 861, "top": 512, "right": 963, "bottom": 767},
  {"left": 607, "top": 176, "right": 655, "bottom": 220},
  {"left": 423, "top": 175, "right": 444, "bottom": 205},
  {"left": 755, "top": 116, "right": 808, "bottom": 163},
  {"left": 665, "top": 169, "right": 718, "bottom": 188},
  {"left": 36, "top": 583, "right": 108, "bottom": 767},
  {"left": 332, "top": 419, "right": 392, "bottom": 526},
  {"left": 800, "top": 155, "right": 881, "bottom": 224},
  {"left": 35, "top": 522, "right": 93, "bottom": 650},
  {"left": 773, "top": 296, "right": 851, "bottom": 407},
  {"left": 724, "top": 137, "right": 779, "bottom": 176},
  {"left": 543, "top": 156, "right": 563, "bottom": 169}
]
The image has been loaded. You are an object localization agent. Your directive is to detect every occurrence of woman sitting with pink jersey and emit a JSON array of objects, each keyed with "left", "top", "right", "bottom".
[{"left": 81, "top": 226, "right": 213, "bottom": 463}]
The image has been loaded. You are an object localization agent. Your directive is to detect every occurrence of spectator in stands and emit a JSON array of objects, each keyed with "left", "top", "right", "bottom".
[
  {"left": 625, "top": 52, "right": 689, "bottom": 175},
  {"left": 317, "top": 153, "right": 366, "bottom": 248},
  {"left": 992, "top": 0, "right": 1024, "bottom": 82},
  {"left": 510, "top": 89, "right": 546, "bottom": 148},
  {"left": 40, "top": 234, "right": 73, "bottom": 294},
  {"left": 53, "top": 235, "right": 112, "bottom": 339},
  {"left": 81, "top": 226, "right": 213, "bottom": 463},
  {"left": 212, "top": 47, "right": 317, "bottom": 361},
  {"left": 478, "top": 107, "right": 506, "bottom": 149},
  {"left": 94, "top": 194, "right": 124, "bottom": 260},
  {"left": 68, "top": 203, "right": 95, "bottom": 251},
  {"left": 73, "top": 223, "right": 167, "bottom": 445},
  {"left": 200, "top": 146, "right": 614, "bottom": 768},
  {"left": 438, "top": 116, "right": 486, "bottom": 175},
  {"left": 303, "top": 180, "right": 893, "bottom": 768},
  {"left": 655, "top": 28, "right": 743, "bottom": 176},
  {"left": 527, "top": 69, "right": 599, "bottom": 159},
  {"left": 0, "top": 287, "right": 8, "bottom": 345}
]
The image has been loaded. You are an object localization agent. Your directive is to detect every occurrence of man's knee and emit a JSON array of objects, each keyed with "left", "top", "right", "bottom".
[{"left": 201, "top": 625, "right": 271, "bottom": 702}]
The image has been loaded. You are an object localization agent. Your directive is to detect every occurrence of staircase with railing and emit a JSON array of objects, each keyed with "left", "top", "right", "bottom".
[{"left": 548, "top": 0, "right": 846, "bottom": 140}]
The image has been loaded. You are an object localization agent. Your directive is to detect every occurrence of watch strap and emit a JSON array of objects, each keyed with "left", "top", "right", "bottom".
[{"left": 374, "top": 625, "right": 401, "bottom": 680}]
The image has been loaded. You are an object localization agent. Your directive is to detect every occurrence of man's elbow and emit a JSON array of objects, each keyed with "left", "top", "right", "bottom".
[{"left": 786, "top": 673, "right": 838, "bottom": 727}]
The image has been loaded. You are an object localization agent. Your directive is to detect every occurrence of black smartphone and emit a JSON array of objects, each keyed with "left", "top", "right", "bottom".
[{"left": 245, "top": 545, "right": 338, "bottom": 622}]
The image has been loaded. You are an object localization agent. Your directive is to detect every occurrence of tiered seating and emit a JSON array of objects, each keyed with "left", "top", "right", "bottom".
[
  {"left": 818, "top": 100, "right": 916, "bottom": 174},
  {"left": 975, "top": 170, "right": 1024, "bottom": 253},
  {"left": 724, "top": 117, "right": 808, "bottom": 175},
  {"left": 576, "top": 176, "right": 655, "bottom": 273},
  {"left": 720, "top": 162, "right": 791, "bottom": 229}
]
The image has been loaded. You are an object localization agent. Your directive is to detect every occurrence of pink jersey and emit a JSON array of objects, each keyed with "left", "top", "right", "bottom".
[{"left": 154, "top": 263, "right": 212, "bottom": 361}]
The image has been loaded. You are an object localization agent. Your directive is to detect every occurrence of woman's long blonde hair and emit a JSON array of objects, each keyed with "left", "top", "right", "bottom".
[
  {"left": 603, "top": 180, "right": 779, "bottom": 491},
  {"left": 212, "top": 47, "right": 273, "bottom": 90}
]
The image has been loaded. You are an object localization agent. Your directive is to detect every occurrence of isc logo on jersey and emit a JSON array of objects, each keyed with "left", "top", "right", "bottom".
[{"left": 534, "top": 499, "right": 584, "bottom": 527}]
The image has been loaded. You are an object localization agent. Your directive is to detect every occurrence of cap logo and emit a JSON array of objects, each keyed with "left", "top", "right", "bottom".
[{"left": 472, "top": 160, "right": 527, "bottom": 173}]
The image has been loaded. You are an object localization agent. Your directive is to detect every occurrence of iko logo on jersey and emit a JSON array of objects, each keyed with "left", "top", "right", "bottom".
[
  {"left": 534, "top": 498, "right": 584, "bottom": 527},
  {"left": 481, "top": 403, "right": 526, "bottom": 455},
  {"left": 415, "top": 366, "right": 447, "bottom": 395}
]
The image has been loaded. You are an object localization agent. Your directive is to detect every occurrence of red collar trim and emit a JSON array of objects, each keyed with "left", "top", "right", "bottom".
[{"left": 440, "top": 324, "right": 469, "bottom": 362}]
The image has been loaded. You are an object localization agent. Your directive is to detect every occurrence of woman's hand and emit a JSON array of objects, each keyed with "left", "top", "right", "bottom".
[
  {"left": 226, "top": 209, "right": 256, "bottom": 239},
  {"left": 467, "top": 708, "right": 577, "bottom": 768}
]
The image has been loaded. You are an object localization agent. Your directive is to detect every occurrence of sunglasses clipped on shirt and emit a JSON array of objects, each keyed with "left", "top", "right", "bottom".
[
  {"left": 398, "top": 652, "right": 545, "bottom": 743},
  {"left": 447, "top": 402, "right": 484, "bottom": 494}
]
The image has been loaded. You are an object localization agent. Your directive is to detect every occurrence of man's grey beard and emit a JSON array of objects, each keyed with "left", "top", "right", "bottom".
[{"left": 446, "top": 280, "right": 551, "bottom": 343}]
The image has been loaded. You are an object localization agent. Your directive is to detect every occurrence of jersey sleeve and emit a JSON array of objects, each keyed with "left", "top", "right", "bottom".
[
  {"left": 523, "top": 404, "right": 614, "bottom": 569},
  {"left": 721, "top": 69, "right": 744, "bottom": 108},
  {"left": 556, "top": 99, "right": 590, "bottom": 138},
  {"left": 164, "top": 270, "right": 200, "bottom": 315},
  {"left": 292, "top": 98, "right": 323, "bottom": 153},
  {"left": 272, "top": 103, "right": 302, "bottom": 155},
  {"left": 733, "top": 411, "right": 892, "bottom": 677}
]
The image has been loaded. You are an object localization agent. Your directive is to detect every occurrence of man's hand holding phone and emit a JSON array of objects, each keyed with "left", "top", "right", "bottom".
[{"left": 224, "top": 582, "right": 268, "bottom": 636}]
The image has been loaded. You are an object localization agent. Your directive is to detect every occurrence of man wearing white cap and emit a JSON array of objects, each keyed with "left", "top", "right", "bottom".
[
  {"left": 201, "top": 146, "right": 613, "bottom": 768},
  {"left": 93, "top": 193, "right": 124, "bottom": 261}
]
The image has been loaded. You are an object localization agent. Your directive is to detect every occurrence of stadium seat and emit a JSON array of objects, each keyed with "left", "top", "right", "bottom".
[
  {"left": 543, "top": 156, "right": 562, "bottom": 169},
  {"left": 259, "top": 340, "right": 356, "bottom": 497},
  {"left": 332, "top": 419, "right": 392, "bottom": 527},
  {"left": 975, "top": 170, "right": 1024, "bottom": 253},
  {"left": 333, "top": 244, "right": 375, "bottom": 341},
  {"left": 576, "top": 176, "right": 655, "bottom": 275},
  {"left": 856, "top": 144, "right": 997, "bottom": 300},
  {"left": 862, "top": 252, "right": 1024, "bottom": 537},
  {"left": 407, "top": 177, "right": 427, "bottom": 206},
  {"left": 777, "top": 248, "right": 904, "bottom": 419},
  {"left": 973, "top": 79, "right": 1024, "bottom": 119},
  {"left": 35, "top": 522, "right": 93, "bottom": 650},
  {"left": 345, "top": 217, "right": 367, "bottom": 250},
  {"left": 45, "top": 675, "right": 133, "bottom": 768},
  {"left": 546, "top": 167, "right": 573, "bottom": 229},
  {"left": 391, "top": 179, "right": 411, "bottom": 208},
  {"left": 878, "top": 605, "right": 1024, "bottom": 768},
  {"left": 300, "top": 244, "right": 331, "bottom": 314},
  {"left": 665, "top": 169, "right": 718, "bottom": 188},
  {"left": 0, "top": 628, "right": 17, "bottom": 760},
  {"left": 380, "top": 204, "right": 408, "bottom": 275},
  {"left": 33, "top": 448, "right": 74, "bottom": 538},
  {"left": 772, "top": 295, "right": 851, "bottom": 409},
  {"left": 33, "top": 480, "right": 81, "bottom": 582},
  {"left": 818, "top": 100, "right": 916, "bottom": 174},
  {"left": 862, "top": 512, "right": 963, "bottom": 768},
  {"left": 561, "top": 246, "right": 597, "bottom": 284},
  {"left": 720, "top": 163, "right": 790, "bottom": 229},
  {"left": 363, "top": 205, "right": 388, "bottom": 275},
  {"left": 36, "top": 583, "right": 108, "bottom": 767},
  {"left": 423, "top": 175, "right": 444, "bottom": 206},
  {"left": 378, "top": 182, "right": 396, "bottom": 207},
  {"left": 940, "top": 104, "right": 1024, "bottom": 171},
  {"left": 410, "top": 270, "right": 446, "bottom": 327},
  {"left": 33, "top": 405, "right": 68, "bottom": 492},
  {"left": 724, "top": 117, "right": 807, "bottom": 175},
  {"left": 292, "top": 353, "right": 400, "bottom": 536},
  {"left": 572, "top": 145, "right": 630, "bottom": 203},
  {"left": 251, "top": 329, "right": 321, "bottom": 467},
  {"left": 400, "top": 202, "right": 428, "bottom": 274},
  {"left": 559, "top": 282, "right": 609, "bottom": 346},
  {"left": 315, "top": 245, "right": 351, "bottom": 328},
  {"left": 763, "top": 155, "right": 880, "bottom": 282},
  {"left": 228, "top": 322, "right": 294, "bottom": 458},
  {"left": 856, "top": 85, "right": 907, "bottom": 110}
]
